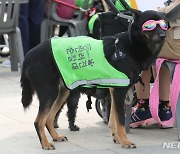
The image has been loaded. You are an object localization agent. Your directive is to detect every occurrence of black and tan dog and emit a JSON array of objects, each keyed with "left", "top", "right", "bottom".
[{"left": 21, "top": 9, "right": 167, "bottom": 149}]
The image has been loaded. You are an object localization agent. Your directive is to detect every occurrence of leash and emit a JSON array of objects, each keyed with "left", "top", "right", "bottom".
[
  {"left": 149, "top": 58, "right": 180, "bottom": 126},
  {"left": 52, "top": 0, "right": 87, "bottom": 12}
]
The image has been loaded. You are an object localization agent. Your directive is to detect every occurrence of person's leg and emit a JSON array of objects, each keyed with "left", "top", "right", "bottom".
[
  {"left": 29, "top": 0, "right": 45, "bottom": 49},
  {"left": 135, "top": 68, "right": 151, "bottom": 99},
  {"left": 130, "top": 67, "right": 156, "bottom": 128},
  {"left": 159, "top": 67, "right": 171, "bottom": 101},
  {"left": 19, "top": 3, "right": 30, "bottom": 56},
  {"left": 159, "top": 67, "right": 173, "bottom": 127},
  {"left": 134, "top": 67, "right": 152, "bottom": 110}
]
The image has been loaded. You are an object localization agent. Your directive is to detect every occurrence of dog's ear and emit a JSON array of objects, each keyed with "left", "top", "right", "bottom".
[
  {"left": 162, "top": 12, "right": 169, "bottom": 21},
  {"left": 129, "top": 8, "right": 142, "bottom": 20}
]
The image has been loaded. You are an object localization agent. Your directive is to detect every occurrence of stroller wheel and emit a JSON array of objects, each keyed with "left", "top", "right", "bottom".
[
  {"left": 95, "top": 99, "right": 103, "bottom": 118},
  {"left": 95, "top": 96, "right": 111, "bottom": 124}
]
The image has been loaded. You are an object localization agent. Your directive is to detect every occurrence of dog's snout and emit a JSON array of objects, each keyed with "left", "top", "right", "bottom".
[
  {"left": 151, "top": 32, "right": 166, "bottom": 43},
  {"left": 158, "top": 33, "right": 166, "bottom": 39}
]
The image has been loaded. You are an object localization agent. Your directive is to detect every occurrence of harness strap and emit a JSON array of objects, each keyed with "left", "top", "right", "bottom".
[
  {"left": 149, "top": 58, "right": 180, "bottom": 126},
  {"left": 111, "top": 36, "right": 142, "bottom": 84}
]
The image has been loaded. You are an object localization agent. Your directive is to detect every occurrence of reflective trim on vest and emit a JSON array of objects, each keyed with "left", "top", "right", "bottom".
[
  {"left": 68, "top": 78, "right": 130, "bottom": 89},
  {"left": 51, "top": 36, "right": 130, "bottom": 89}
]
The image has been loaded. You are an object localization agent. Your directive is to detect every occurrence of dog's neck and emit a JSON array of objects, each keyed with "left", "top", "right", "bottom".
[
  {"left": 103, "top": 26, "right": 164, "bottom": 84},
  {"left": 103, "top": 35, "right": 142, "bottom": 84}
]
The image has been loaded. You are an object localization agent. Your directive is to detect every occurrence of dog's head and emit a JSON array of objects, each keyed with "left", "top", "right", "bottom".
[
  {"left": 124, "top": 9, "right": 168, "bottom": 70},
  {"left": 130, "top": 9, "right": 168, "bottom": 44}
]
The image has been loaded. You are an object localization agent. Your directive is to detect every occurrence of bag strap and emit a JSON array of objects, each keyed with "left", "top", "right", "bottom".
[{"left": 149, "top": 58, "right": 180, "bottom": 126}]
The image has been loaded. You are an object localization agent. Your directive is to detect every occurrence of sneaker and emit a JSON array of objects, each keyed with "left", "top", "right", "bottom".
[
  {"left": 0, "top": 47, "right": 10, "bottom": 57},
  {"left": 2, "top": 47, "right": 9, "bottom": 53},
  {"left": 2, "top": 59, "right": 11, "bottom": 68},
  {"left": 130, "top": 106, "right": 156, "bottom": 128},
  {"left": 158, "top": 104, "right": 173, "bottom": 128}
]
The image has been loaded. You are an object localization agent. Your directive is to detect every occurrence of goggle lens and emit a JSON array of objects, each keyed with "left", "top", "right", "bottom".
[
  {"left": 159, "top": 20, "right": 168, "bottom": 29},
  {"left": 144, "top": 22, "right": 156, "bottom": 29}
]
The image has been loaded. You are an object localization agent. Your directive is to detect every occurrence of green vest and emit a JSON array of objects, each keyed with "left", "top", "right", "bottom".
[{"left": 51, "top": 36, "right": 130, "bottom": 89}]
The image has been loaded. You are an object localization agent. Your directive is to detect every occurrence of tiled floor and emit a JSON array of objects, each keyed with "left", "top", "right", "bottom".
[{"left": 0, "top": 64, "right": 180, "bottom": 154}]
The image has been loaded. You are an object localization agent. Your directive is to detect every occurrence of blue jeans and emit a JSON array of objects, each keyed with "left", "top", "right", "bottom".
[{"left": 19, "top": 0, "right": 45, "bottom": 55}]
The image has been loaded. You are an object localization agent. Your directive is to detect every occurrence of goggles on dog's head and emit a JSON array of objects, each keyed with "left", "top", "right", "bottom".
[{"left": 142, "top": 20, "right": 168, "bottom": 31}]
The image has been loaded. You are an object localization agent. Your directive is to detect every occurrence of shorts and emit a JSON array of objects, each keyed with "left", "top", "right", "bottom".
[{"left": 158, "top": 28, "right": 180, "bottom": 59}]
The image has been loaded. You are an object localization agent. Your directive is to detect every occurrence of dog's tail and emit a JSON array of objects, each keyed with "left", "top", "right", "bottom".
[{"left": 20, "top": 64, "right": 34, "bottom": 109}]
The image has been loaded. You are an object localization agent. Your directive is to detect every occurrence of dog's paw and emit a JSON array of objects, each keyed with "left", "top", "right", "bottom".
[
  {"left": 42, "top": 142, "right": 55, "bottom": 150},
  {"left": 112, "top": 134, "right": 136, "bottom": 148},
  {"left": 121, "top": 140, "right": 136, "bottom": 149},
  {"left": 112, "top": 133, "right": 120, "bottom": 144},
  {"left": 54, "top": 122, "right": 59, "bottom": 128},
  {"left": 69, "top": 125, "right": 80, "bottom": 131},
  {"left": 53, "top": 135, "right": 68, "bottom": 142}
]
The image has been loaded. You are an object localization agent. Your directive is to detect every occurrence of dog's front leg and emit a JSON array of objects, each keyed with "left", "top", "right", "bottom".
[
  {"left": 109, "top": 88, "right": 136, "bottom": 148},
  {"left": 109, "top": 93, "right": 117, "bottom": 140}
]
